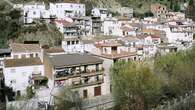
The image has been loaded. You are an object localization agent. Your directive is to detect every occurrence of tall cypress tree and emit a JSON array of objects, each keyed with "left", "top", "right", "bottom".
[{"left": 186, "top": 0, "right": 195, "bottom": 21}]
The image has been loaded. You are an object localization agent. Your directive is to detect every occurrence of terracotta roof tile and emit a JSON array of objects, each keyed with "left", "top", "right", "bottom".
[
  {"left": 5, "top": 58, "right": 42, "bottom": 68},
  {"left": 45, "top": 47, "right": 65, "bottom": 53},
  {"left": 10, "top": 43, "right": 41, "bottom": 53}
]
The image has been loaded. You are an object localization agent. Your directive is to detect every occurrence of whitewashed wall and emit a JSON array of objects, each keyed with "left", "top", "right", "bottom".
[{"left": 4, "top": 65, "right": 44, "bottom": 93}]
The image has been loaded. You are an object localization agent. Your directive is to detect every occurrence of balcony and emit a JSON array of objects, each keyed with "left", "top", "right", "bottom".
[
  {"left": 72, "top": 77, "right": 104, "bottom": 88},
  {"left": 81, "top": 69, "right": 104, "bottom": 77},
  {"left": 55, "top": 68, "right": 104, "bottom": 81},
  {"left": 30, "top": 74, "right": 48, "bottom": 89}
]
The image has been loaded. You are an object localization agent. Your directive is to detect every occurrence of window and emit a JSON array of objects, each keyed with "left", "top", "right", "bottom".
[
  {"left": 110, "top": 84, "right": 112, "bottom": 93},
  {"left": 84, "top": 77, "right": 89, "bottom": 84},
  {"left": 94, "top": 86, "right": 101, "bottom": 96},
  {"left": 33, "top": 11, "right": 36, "bottom": 15},
  {"left": 67, "top": 41, "right": 70, "bottom": 45},
  {"left": 96, "top": 75, "right": 99, "bottom": 81},
  {"left": 72, "top": 41, "right": 75, "bottom": 45},
  {"left": 96, "top": 64, "right": 99, "bottom": 71},
  {"left": 10, "top": 79, "right": 16, "bottom": 84},
  {"left": 104, "top": 48, "right": 107, "bottom": 53},
  {"left": 30, "top": 54, "right": 34, "bottom": 58},
  {"left": 10, "top": 69, "right": 16, "bottom": 73},
  {"left": 16, "top": 90, "right": 21, "bottom": 97},
  {"left": 13, "top": 55, "right": 18, "bottom": 59},
  {"left": 35, "top": 53, "right": 39, "bottom": 57},
  {"left": 76, "top": 40, "right": 79, "bottom": 44},
  {"left": 21, "top": 54, "right": 26, "bottom": 58},
  {"left": 83, "top": 89, "right": 88, "bottom": 98}
]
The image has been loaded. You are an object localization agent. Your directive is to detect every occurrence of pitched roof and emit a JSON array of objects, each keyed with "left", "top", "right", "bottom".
[
  {"left": 48, "top": 54, "right": 103, "bottom": 68},
  {"left": 10, "top": 43, "right": 41, "bottom": 53},
  {"left": 5, "top": 58, "right": 42, "bottom": 68},
  {"left": 95, "top": 41, "right": 122, "bottom": 48},
  {"left": 45, "top": 47, "right": 65, "bottom": 53},
  {"left": 99, "top": 51, "right": 137, "bottom": 59}
]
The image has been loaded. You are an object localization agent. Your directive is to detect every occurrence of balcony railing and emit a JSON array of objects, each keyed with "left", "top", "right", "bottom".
[
  {"left": 55, "top": 69, "right": 104, "bottom": 81},
  {"left": 72, "top": 78, "right": 104, "bottom": 88}
]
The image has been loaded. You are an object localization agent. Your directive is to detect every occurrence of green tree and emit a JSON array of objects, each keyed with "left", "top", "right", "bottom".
[
  {"left": 26, "top": 86, "right": 35, "bottom": 99},
  {"left": 174, "top": 2, "right": 181, "bottom": 12},
  {"left": 154, "top": 47, "right": 195, "bottom": 99},
  {"left": 110, "top": 61, "right": 162, "bottom": 110},
  {"left": 186, "top": 0, "right": 195, "bottom": 21},
  {"left": 54, "top": 87, "right": 82, "bottom": 110}
]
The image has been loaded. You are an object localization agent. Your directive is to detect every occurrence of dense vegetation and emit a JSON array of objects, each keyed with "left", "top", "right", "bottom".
[
  {"left": 186, "top": 0, "right": 195, "bottom": 21},
  {"left": 0, "top": 2, "right": 63, "bottom": 48},
  {"left": 111, "top": 46, "right": 195, "bottom": 110},
  {"left": 0, "top": 3, "right": 21, "bottom": 48}
]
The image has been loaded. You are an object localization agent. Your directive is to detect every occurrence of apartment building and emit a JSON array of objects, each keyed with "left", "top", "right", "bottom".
[
  {"left": 92, "top": 16, "right": 103, "bottom": 35},
  {"left": 72, "top": 17, "right": 92, "bottom": 36},
  {"left": 44, "top": 53, "right": 106, "bottom": 99},
  {"left": 14, "top": 2, "right": 86, "bottom": 24},
  {"left": 15, "top": 2, "right": 51, "bottom": 24},
  {"left": 91, "top": 8, "right": 108, "bottom": 21},
  {"left": 91, "top": 8, "right": 109, "bottom": 35},
  {"left": 103, "top": 17, "right": 120, "bottom": 36},
  {"left": 151, "top": 3, "right": 168, "bottom": 18},
  {"left": 49, "top": 3, "right": 86, "bottom": 18}
]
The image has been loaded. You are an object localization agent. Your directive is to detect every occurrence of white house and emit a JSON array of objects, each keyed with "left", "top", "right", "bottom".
[
  {"left": 72, "top": 17, "right": 93, "bottom": 36},
  {"left": 15, "top": 2, "right": 86, "bottom": 24},
  {"left": 21, "top": 2, "right": 48, "bottom": 24},
  {"left": 9, "top": 43, "right": 42, "bottom": 60},
  {"left": 103, "top": 17, "right": 120, "bottom": 36},
  {"left": 61, "top": 37, "right": 96, "bottom": 53},
  {"left": 160, "top": 26, "right": 193, "bottom": 44},
  {"left": 91, "top": 8, "right": 108, "bottom": 21},
  {"left": 49, "top": 3, "right": 86, "bottom": 18},
  {"left": 3, "top": 58, "right": 44, "bottom": 94}
]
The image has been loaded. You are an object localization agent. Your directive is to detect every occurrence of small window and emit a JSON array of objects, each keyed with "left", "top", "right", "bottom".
[
  {"left": 72, "top": 41, "right": 75, "bottom": 45},
  {"left": 10, "top": 79, "right": 16, "bottom": 84},
  {"left": 16, "top": 90, "right": 21, "bottom": 97},
  {"left": 67, "top": 41, "right": 70, "bottom": 45},
  {"left": 30, "top": 54, "right": 34, "bottom": 58},
  {"left": 94, "top": 86, "right": 101, "bottom": 96},
  {"left": 33, "top": 11, "right": 36, "bottom": 15},
  {"left": 10, "top": 69, "right": 16, "bottom": 73},
  {"left": 76, "top": 40, "right": 79, "bottom": 44},
  {"left": 83, "top": 89, "right": 88, "bottom": 99},
  {"left": 35, "top": 53, "right": 39, "bottom": 57},
  {"left": 21, "top": 54, "right": 26, "bottom": 58},
  {"left": 13, "top": 55, "right": 18, "bottom": 59},
  {"left": 110, "top": 84, "right": 112, "bottom": 93}
]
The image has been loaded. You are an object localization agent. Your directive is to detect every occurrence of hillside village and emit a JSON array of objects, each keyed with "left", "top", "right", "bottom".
[{"left": 0, "top": 0, "right": 195, "bottom": 110}]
